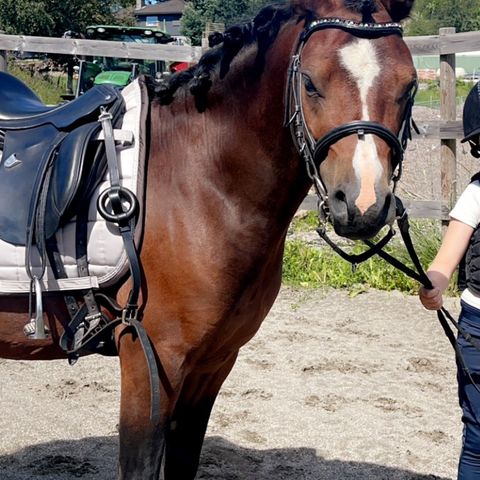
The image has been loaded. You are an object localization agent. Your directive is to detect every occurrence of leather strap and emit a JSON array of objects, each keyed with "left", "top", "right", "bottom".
[
  {"left": 301, "top": 18, "right": 403, "bottom": 44},
  {"left": 98, "top": 108, "right": 160, "bottom": 422},
  {"left": 313, "top": 121, "right": 404, "bottom": 167},
  {"left": 128, "top": 318, "right": 161, "bottom": 424}
]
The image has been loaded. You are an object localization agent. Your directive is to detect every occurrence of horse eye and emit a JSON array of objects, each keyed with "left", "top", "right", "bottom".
[
  {"left": 398, "top": 81, "right": 418, "bottom": 103},
  {"left": 303, "top": 75, "right": 323, "bottom": 97}
]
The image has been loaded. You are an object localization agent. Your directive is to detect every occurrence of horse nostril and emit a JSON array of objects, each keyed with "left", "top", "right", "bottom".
[{"left": 334, "top": 190, "right": 346, "bottom": 203}]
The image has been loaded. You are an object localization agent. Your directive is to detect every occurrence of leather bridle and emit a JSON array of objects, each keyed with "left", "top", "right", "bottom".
[{"left": 285, "top": 17, "right": 418, "bottom": 224}]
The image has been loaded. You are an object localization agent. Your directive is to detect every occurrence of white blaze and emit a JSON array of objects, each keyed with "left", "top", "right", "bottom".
[{"left": 339, "top": 39, "right": 383, "bottom": 214}]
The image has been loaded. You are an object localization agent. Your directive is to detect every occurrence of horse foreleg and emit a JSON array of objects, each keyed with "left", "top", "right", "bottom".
[
  {"left": 163, "top": 352, "right": 238, "bottom": 480},
  {"left": 117, "top": 330, "right": 180, "bottom": 480}
]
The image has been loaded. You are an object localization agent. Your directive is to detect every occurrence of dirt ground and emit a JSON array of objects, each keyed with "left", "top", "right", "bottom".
[
  {"left": 0, "top": 104, "right": 469, "bottom": 479},
  {"left": 0, "top": 287, "right": 463, "bottom": 480}
]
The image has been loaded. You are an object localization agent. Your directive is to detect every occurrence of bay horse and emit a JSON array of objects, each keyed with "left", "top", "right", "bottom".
[{"left": 0, "top": 0, "right": 417, "bottom": 478}]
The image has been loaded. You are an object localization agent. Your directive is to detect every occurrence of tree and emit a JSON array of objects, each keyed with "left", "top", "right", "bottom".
[
  {"left": 406, "top": 0, "right": 480, "bottom": 35},
  {"left": 181, "top": 0, "right": 280, "bottom": 46},
  {"left": 0, "top": 0, "right": 136, "bottom": 37},
  {"left": 0, "top": 0, "right": 54, "bottom": 36}
]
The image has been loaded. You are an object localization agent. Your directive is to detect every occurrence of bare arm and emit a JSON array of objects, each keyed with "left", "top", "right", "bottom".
[{"left": 419, "top": 219, "right": 474, "bottom": 310}]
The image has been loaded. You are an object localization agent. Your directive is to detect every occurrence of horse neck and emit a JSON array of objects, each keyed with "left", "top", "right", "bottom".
[{"left": 150, "top": 23, "right": 309, "bottom": 239}]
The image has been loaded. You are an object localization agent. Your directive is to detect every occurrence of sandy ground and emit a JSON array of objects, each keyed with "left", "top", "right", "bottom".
[
  {"left": 0, "top": 287, "right": 463, "bottom": 480},
  {"left": 0, "top": 105, "right": 469, "bottom": 479}
]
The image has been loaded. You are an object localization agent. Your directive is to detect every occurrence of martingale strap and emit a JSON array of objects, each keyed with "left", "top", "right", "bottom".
[
  {"left": 97, "top": 108, "right": 160, "bottom": 422},
  {"left": 97, "top": 108, "right": 141, "bottom": 318}
]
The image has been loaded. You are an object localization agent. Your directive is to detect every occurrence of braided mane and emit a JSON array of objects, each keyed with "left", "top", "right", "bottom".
[
  {"left": 153, "top": 3, "right": 295, "bottom": 112},
  {"left": 152, "top": 0, "right": 382, "bottom": 112}
]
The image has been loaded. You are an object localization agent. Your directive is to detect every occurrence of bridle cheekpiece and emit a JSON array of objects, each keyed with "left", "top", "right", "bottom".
[{"left": 286, "top": 17, "right": 417, "bottom": 224}]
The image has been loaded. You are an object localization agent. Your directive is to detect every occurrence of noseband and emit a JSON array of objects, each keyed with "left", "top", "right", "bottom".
[{"left": 286, "top": 17, "right": 417, "bottom": 222}]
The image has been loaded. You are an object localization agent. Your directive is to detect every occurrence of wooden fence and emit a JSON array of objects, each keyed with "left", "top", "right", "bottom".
[
  {"left": 0, "top": 33, "right": 203, "bottom": 64},
  {"left": 0, "top": 28, "right": 478, "bottom": 220}
]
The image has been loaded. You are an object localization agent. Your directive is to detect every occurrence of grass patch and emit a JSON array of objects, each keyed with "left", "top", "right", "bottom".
[
  {"left": 416, "top": 79, "right": 473, "bottom": 106},
  {"left": 290, "top": 211, "right": 319, "bottom": 233},
  {"left": 283, "top": 220, "right": 458, "bottom": 295},
  {"left": 8, "top": 63, "right": 69, "bottom": 105}
]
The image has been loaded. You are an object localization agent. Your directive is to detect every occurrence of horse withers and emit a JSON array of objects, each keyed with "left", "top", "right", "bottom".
[{"left": 0, "top": 0, "right": 417, "bottom": 478}]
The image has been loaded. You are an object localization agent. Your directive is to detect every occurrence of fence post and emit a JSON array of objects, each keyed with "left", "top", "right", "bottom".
[
  {"left": 0, "top": 30, "right": 7, "bottom": 72},
  {"left": 439, "top": 27, "right": 457, "bottom": 229},
  {"left": 66, "top": 60, "right": 74, "bottom": 96}
]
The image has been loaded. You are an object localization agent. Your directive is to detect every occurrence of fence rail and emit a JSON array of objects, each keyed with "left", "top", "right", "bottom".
[
  {"left": 405, "top": 30, "right": 480, "bottom": 55},
  {"left": 0, "top": 28, "right": 477, "bottom": 222},
  {"left": 0, "top": 33, "right": 203, "bottom": 63},
  {"left": 301, "top": 195, "right": 449, "bottom": 220}
]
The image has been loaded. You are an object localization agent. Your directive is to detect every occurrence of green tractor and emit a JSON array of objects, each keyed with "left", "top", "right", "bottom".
[{"left": 73, "top": 25, "right": 173, "bottom": 97}]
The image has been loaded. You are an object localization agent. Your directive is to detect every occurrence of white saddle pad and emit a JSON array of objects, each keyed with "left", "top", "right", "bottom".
[{"left": 0, "top": 79, "right": 147, "bottom": 294}]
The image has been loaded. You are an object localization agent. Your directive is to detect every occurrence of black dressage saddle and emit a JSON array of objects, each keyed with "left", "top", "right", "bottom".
[
  {"left": 0, "top": 71, "right": 124, "bottom": 246},
  {"left": 0, "top": 72, "right": 146, "bottom": 358}
]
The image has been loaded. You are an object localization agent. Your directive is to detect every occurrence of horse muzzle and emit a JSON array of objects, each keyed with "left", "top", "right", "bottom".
[{"left": 328, "top": 188, "right": 396, "bottom": 240}]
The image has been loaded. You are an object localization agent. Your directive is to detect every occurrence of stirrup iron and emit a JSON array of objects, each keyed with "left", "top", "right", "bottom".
[{"left": 24, "top": 276, "right": 49, "bottom": 339}]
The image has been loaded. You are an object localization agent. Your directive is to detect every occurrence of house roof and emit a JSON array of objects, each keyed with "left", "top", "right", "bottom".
[{"left": 134, "top": 0, "right": 186, "bottom": 16}]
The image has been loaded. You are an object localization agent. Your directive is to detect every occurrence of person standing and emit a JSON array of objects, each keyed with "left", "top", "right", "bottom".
[{"left": 419, "top": 81, "right": 480, "bottom": 479}]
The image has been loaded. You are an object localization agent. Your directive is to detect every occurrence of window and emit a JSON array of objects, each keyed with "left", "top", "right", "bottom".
[
  {"left": 145, "top": 0, "right": 159, "bottom": 5},
  {"left": 146, "top": 16, "right": 160, "bottom": 27}
]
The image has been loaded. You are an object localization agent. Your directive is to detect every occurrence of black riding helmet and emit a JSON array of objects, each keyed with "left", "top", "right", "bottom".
[{"left": 462, "top": 81, "right": 480, "bottom": 158}]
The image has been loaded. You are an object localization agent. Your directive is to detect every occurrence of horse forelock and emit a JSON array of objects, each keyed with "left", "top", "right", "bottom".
[{"left": 343, "top": 0, "right": 378, "bottom": 15}]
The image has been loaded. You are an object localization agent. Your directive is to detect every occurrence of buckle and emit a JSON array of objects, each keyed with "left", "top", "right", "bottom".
[
  {"left": 98, "top": 107, "right": 113, "bottom": 122},
  {"left": 85, "top": 312, "right": 102, "bottom": 323},
  {"left": 121, "top": 307, "right": 139, "bottom": 325}
]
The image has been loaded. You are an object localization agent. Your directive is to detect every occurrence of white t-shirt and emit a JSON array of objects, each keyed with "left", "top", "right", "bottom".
[{"left": 450, "top": 180, "right": 480, "bottom": 308}]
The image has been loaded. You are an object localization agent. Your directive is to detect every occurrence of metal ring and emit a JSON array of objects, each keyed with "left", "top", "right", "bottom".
[{"left": 97, "top": 186, "right": 138, "bottom": 224}]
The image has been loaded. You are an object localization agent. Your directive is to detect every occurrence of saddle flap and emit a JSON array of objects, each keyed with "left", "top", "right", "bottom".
[
  {"left": 0, "top": 124, "right": 63, "bottom": 245},
  {"left": 45, "top": 122, "right": 105, "bottom": 237}
]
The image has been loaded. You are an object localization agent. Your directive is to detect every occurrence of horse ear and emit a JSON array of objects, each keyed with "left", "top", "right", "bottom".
[
  {"left": 291, "top": 0, "right": 330, "bottom": 16},
  {"left": 379, "top": 0, "right": 415, "bottom": 21}
]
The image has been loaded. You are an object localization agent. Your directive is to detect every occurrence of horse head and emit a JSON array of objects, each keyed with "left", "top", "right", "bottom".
[
  {"left": 154, "top": 0, "right": 417, "bottom": 242},
  {"left": 289, "top": 0, "right": 417, "bottom": 239}
]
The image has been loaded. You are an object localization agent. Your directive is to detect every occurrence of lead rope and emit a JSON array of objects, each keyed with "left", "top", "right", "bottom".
[{"left": 336, "top": 196, "right": 480, "bottom": 396}]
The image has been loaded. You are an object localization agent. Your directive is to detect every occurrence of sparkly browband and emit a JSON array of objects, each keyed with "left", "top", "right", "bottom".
[{"left": 301, "top": 17, "right": 404, "bottom": 42}]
